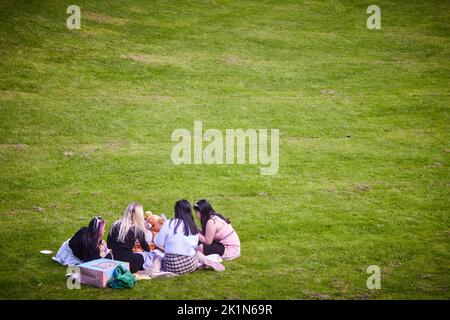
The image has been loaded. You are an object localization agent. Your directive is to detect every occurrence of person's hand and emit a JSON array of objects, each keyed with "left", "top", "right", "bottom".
[{"left": 99, "top": 240, "right": 107, "bottom": 252}]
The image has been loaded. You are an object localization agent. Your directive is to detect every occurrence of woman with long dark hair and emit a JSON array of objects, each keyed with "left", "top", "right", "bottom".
[
  {"left": 194, "top": 199, "right": 241, "bottom": 261},
  {"left": 155, "top": 199, "right": 225, "bottom": 274},
  {"left": 68, "top": 216, "right": 111, "bottom": 262}
]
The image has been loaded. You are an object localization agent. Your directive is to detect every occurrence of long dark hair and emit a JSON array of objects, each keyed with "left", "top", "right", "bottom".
[
  {"left": 171, "top": 199, "right": 198, "bottom": 236},
  {"left": 193, "top": 199, "right": 230, "bottom": 235},
  {"left": 87, "top": 216, "right": 104, "bottom": 247}
]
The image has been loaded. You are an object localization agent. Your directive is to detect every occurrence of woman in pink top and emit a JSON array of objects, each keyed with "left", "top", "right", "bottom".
[{"left": 194, "top": 199, "right": 241, "bottom": 261}]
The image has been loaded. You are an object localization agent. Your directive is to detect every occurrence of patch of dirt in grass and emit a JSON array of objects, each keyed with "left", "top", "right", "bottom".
[
  {"left": 348, "top": 183, "right": 372, "bottom": 193},
  {"left": 15, "top": 144, "right": 28, "bottom": 151},
  {"left": 146, "top": 94, "right": 172, "bottom": 102},
  {"left": 320, "top": 89, "right": 336, "bottom": 95},
  {"left": 0, "top": 90, "right": 38, "bottom": 100},
  {"left": 1, "top": 210, "right": 15, "bottom": 216},
  {"left": 0, "top": 144, "right": 28, "bottom": 151},
  {"left": 332, "top": 278, "right": 352, "bottom": 293},
  {"left": 106, "top": 139, "right": 127, "bottom": 152},
  {"left": 393, "top": 58, "right": 416, "bottom": 65},
  {"left": 302, "top": 290, "right": 331, "bottom": 300},
  {"left": 226, "top": 295, "right": 242, "bottom": 300},
  {"left": 324, "top": 188, "right": 338, "bottom": 194},
  {"left": 112, "top": 93, "right": 173, "bottom": 103},
  {"left": 64, "top": 141, "right": 152, "bottom": 157},
  {"left": 84, "top": 12, "right": 128, "bottom": 25},
  {"left": 383, "top": 261, "right": 400, "bottom": 277},
  {"left": 82, "top": 28, "right": 121, "bottom": 38},
  {"left": 416, "top": 272, "right": 442, "bottom": 292},
  {"left": 63, "top": 147, "right": 100, "bottom": 159},
  {"left": 219, "top": 55, "right": 249, "bottom": 65},
  {"left": 120, "top": 53, "right": 185, "bottom": 66},
  {"left": 373, "top": 58, "right": 416, "bottom": 66},
  {"left": 120, "top": 54, "right": 149, "bottom": 63},
  {"left": 35, "top": 207, "right": 44, "bottom": 213},
  {"left": 352, "top": 292, "right": 377, "bottom": 300},
  {"left": 430, "top": 162, "right": 444, "bottom": 168},
  {"left": 420, "top": 273, "right": 432, "bottom": 280}
]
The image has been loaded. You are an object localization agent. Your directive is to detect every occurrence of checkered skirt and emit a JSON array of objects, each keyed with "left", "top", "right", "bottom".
[{"left": 162, "top": 253, "right": 199, "bottom": 274}]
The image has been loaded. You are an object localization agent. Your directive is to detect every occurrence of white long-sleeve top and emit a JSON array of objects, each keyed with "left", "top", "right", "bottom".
[{"left": 155, "top": 218, "right": 199, "bottom": 256}]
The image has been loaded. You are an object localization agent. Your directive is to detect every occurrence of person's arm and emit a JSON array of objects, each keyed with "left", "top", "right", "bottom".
[
  {"left": 138, "top": 230, "right": 151, "bottom": 252},
  {"left": 201, "top": 219, "right": 217, "bottom": 245},
  {"left": 99, "top": 240, "right": 111, "bottom": 257},
  {"left": 198, "top": 233, "right": 206, "bottom": 243},
  {"left": 154, "top": 221, "right": 169, "bottom": 249}
]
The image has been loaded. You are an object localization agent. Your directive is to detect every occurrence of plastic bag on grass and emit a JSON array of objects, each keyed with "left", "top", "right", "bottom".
[{"left": 107, "top": 265, "right": 136, "bottom": 289}]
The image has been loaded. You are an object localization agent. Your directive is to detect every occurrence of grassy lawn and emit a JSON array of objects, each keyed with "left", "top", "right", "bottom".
[{"left": 0, "top": 0, "right": 449, "bottom": 299}]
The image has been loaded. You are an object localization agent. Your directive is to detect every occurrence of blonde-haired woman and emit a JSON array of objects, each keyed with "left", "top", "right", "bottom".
[{"left": 107, "top": 202, "right": 161, "bottom": 274}]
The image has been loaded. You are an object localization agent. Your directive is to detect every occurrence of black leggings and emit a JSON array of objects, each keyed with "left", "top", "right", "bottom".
[
  {"left": 113, "top": 252, "right": 144, "bottom": 273},
  {"left": 202, "top": 240, "right": 225, "bottom": 256}
]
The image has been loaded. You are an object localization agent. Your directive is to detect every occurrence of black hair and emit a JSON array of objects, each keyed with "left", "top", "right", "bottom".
[
  {"left": 171, "top": 199, "right": 199, "bottom": 236},
  {"left": 193, "top": 199, "right": 230, "bottom": 235},
  {"left": 87, "top": 217, "right": 104, "bottom": 247}
]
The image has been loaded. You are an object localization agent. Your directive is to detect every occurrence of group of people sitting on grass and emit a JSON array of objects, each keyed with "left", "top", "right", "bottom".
[{"left": 53, "top": 199, "right": 240, "bottom": 275}]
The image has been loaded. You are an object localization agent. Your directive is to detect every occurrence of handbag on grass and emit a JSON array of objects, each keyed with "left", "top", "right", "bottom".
[{"left": 107, "top": 265, "right": 137, "bottom": 289}]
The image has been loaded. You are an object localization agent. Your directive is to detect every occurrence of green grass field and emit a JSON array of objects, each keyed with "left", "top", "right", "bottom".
[{"left": 0, "top": 0, "right": 449, "bottom": 299}]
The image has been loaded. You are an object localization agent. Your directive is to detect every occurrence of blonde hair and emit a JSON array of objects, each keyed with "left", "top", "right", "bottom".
[{"left": 111, "top": 202, "right": 146, "bottom": 243}]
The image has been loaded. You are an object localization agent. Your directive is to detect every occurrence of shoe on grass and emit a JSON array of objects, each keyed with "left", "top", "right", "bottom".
[
  {"left": 205, "top": 254, "right": 223, "bottom": 263},
  {"left": 203, "top": 258, "right": 225, "bottom": 272}
]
